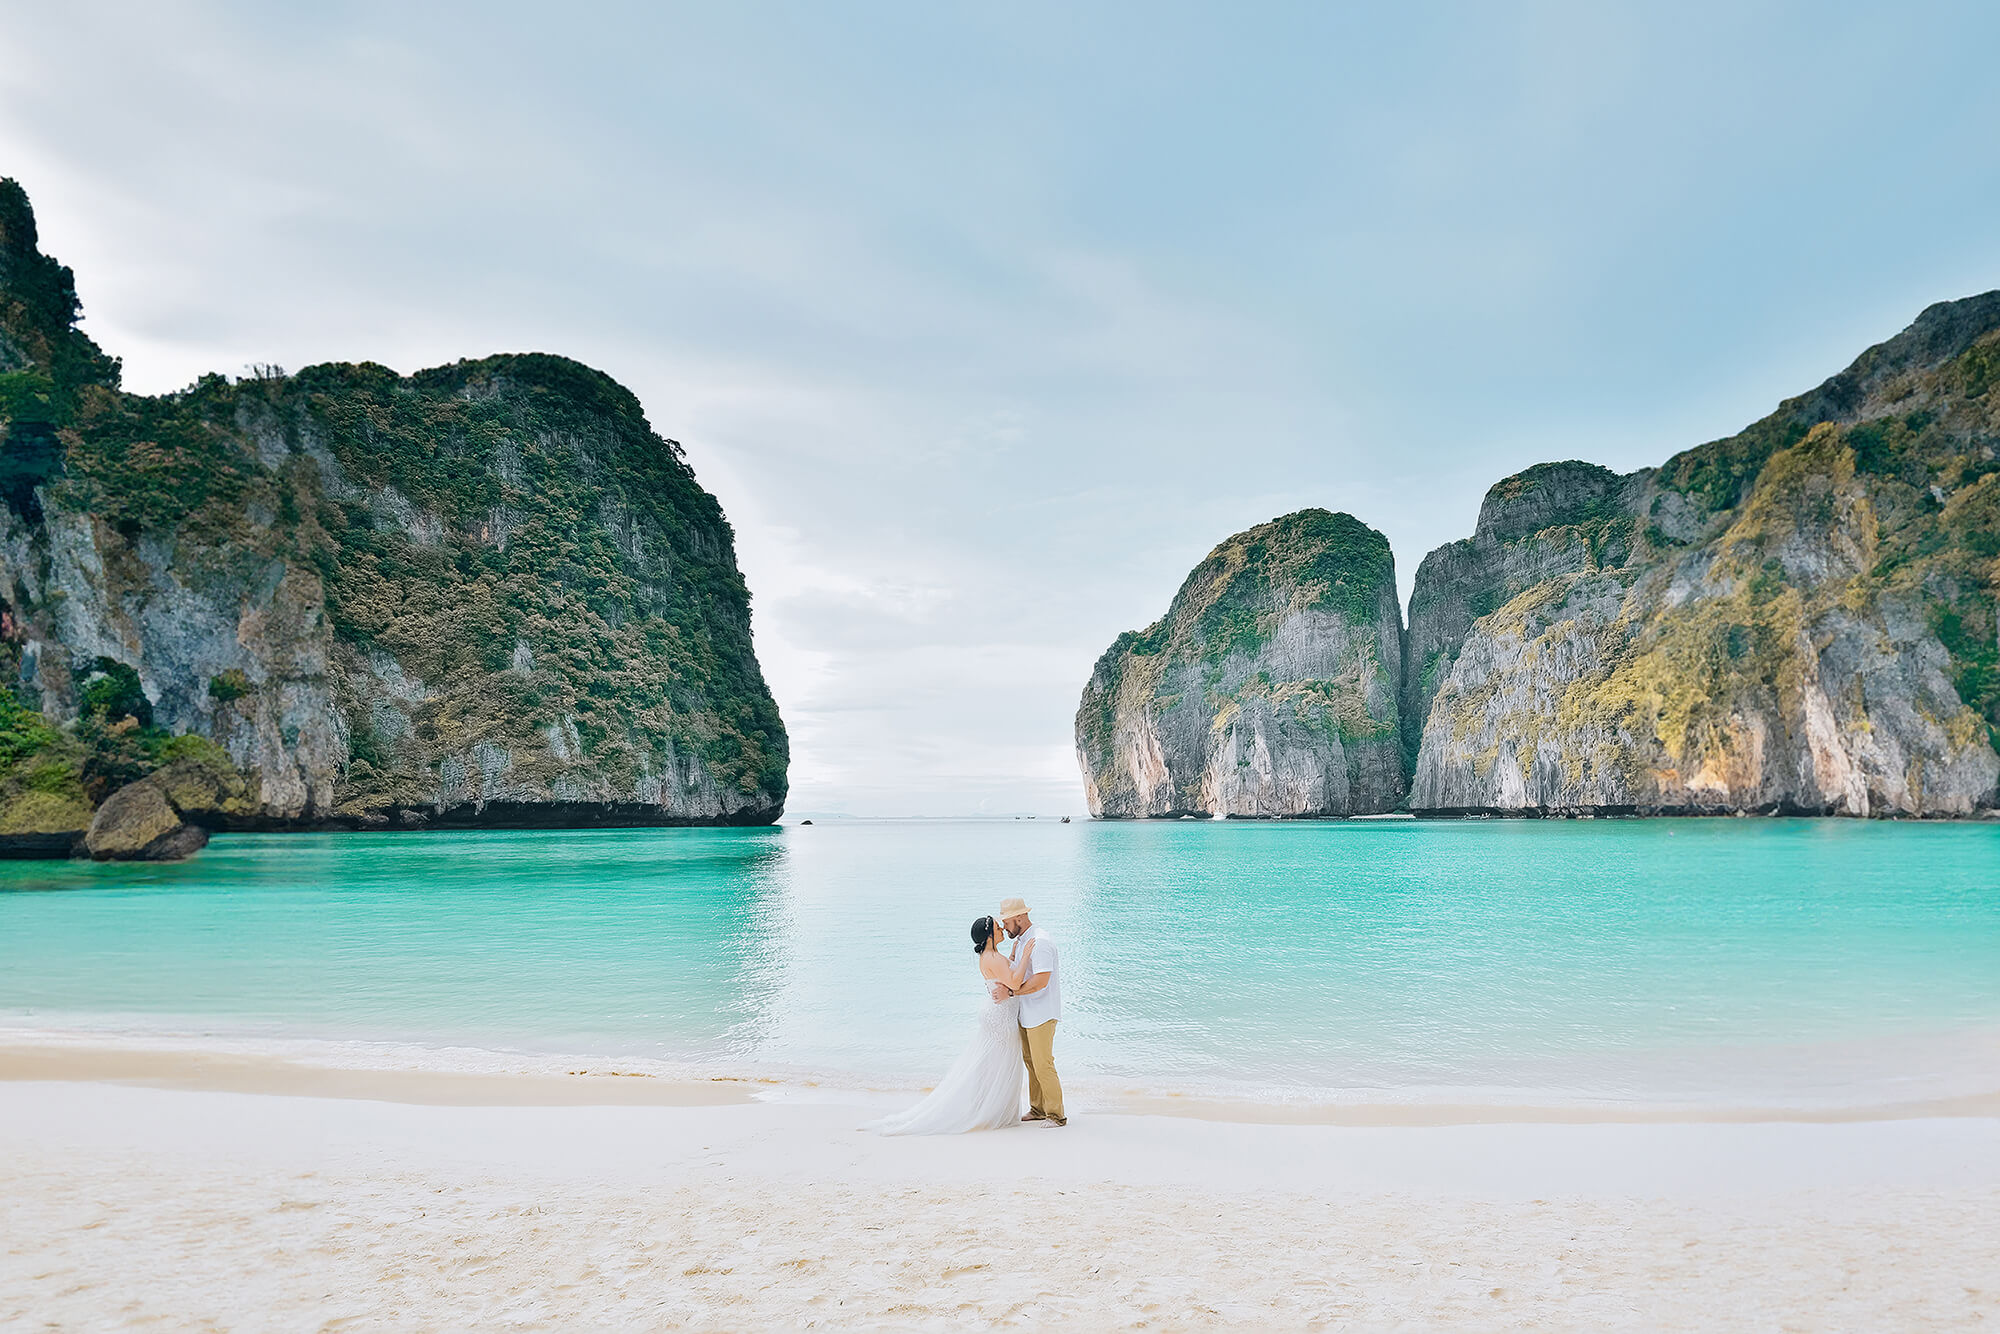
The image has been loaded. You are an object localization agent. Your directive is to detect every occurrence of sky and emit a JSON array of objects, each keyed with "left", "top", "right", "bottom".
[{"left": 4, "top": 2, "right": 1999, "bottom": 816}]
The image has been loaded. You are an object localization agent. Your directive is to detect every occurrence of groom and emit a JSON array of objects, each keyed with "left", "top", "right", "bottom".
[{"left": 998, "top": 896, "right": 1064, "bottom": 1126}]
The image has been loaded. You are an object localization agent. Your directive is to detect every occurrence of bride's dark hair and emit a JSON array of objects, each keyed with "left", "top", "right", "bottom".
[{"left": 970, "top": 915, "right": 995, "bottom": 952}]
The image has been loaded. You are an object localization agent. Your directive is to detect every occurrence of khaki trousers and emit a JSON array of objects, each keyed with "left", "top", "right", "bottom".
[{"left": 1019, "top": 1019, "right": 1063, "bottom": 1121}]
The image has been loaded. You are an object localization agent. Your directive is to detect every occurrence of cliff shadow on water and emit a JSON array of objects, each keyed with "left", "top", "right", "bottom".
[
  {"left": 0, "top": 178, "right": 787, "bottom": 860},
  {"left": 1077, "top": 294, "right": 2000, "bottom": 820}
]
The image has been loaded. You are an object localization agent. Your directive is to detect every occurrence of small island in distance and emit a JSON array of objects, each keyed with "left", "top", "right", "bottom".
[{"left": 1078, "top": 293, "right": 2000, "bottom": 820}]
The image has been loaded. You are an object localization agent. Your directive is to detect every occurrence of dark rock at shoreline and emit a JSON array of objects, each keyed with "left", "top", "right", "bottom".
[{"left": 84, "top": 780, "right": 207, "bottom": 861}]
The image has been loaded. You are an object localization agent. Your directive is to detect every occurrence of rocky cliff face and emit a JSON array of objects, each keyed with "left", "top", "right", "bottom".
[
  {"left": 1406, "top": 294, "right": 2000, "bottom": 816},
  {"left": 1079, "top": 293, "right": 1999, "bottom": 820},
  {"left": 1400, "top": 460, "right": 1648, "bottom": 778},
  {"left": 0, "top": 178, "right": 786, "bottom": 846},
  {"left": 1075, "top": 509, "right": 1405, "bottom": 817}
]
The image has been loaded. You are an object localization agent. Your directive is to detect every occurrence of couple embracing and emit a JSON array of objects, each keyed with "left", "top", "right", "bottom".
[{"left": 867, "top": 896, "right": 1065, "bottom": 1135}]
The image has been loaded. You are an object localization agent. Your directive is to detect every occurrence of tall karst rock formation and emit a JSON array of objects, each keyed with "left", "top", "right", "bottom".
[
  {"left": 0, "top": 178, "right": 787, "bottom": 849},
  {"left": 1407, "top": 294, "right": 1999, "bottom": 816},
  {"left": 1078, "top": 293, "right": 2000, "bottom": 819},
  {"left": 1075, "top": 509, "right": 1405, "bottom": 817}
]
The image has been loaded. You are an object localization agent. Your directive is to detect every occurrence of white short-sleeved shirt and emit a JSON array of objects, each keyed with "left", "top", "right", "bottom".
[{"left": 1013, "top": 925, "right": 1060, "bottom": 1028}]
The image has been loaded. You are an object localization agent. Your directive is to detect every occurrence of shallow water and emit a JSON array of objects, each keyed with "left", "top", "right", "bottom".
[{"left": 2, "top": 818, "right": 1997, "bottom": 1105}]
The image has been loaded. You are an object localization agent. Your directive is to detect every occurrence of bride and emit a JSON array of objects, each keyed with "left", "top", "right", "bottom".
[{"left": 866, "top": 915, "right": 1038, "bottom": 1135}]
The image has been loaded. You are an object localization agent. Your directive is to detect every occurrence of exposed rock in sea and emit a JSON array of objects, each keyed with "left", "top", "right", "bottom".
[
  {"left": 80, "top": 753, "right": 257, "bottom": 861},
  {"left": 84, "top": 778, "right": 206, "bottom": 861},
  {"left": 0, "top": 178, "right": 788, "bottom": 846},
  {"left": 1406, "top": 294, "right": 2000, "bottom": 817},
  {"left": 1075, "top": 509, "right": 1405, "bottom": 818}
]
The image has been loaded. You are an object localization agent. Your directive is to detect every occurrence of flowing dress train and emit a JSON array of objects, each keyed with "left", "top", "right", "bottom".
[{"left": 865, "top": 990, "right": 1024, "bottom": 1136}]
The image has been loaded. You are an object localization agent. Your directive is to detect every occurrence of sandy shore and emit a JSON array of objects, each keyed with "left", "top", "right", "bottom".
[
  {"left": 9, "top": 1037, "right": 2000, "bottom": 1123},
  {"left": 5, "top": 1050, "right": 2000, "bottom": 1330}
]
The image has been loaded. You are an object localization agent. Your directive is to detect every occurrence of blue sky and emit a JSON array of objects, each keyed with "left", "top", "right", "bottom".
[{"left": 5, "top": 2, "right": 1998, "bottom": 815}]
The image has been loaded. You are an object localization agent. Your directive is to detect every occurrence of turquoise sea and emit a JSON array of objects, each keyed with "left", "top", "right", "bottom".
[{"left": 3, "top": 819, "right": 1997, "bottom": 1107}]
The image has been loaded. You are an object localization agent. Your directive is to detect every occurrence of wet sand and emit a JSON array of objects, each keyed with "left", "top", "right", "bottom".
[
  {"left": 0, "top": 1042, "right": 755, "bottom": 1106},
  {"left": 7, "top": 1038, "right": 1998, "bottom": 1124}
]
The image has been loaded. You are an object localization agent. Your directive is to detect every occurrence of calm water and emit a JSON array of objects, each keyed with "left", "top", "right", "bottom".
[{"left": 2, "top": 819, "right": 1997, "bottom": 1106}]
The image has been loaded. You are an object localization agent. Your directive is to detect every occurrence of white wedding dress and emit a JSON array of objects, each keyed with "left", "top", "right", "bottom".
[{"left": 866, "top": 984, "right": 1025, "bottom": 1136}]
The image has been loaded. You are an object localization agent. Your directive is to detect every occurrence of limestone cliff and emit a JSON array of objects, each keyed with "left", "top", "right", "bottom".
[
  {"left": 1080, "top": 293, "right": 1999, "bottom": 820},
  {"left": 1407, "top": 294, "right": 2000, "bottom": 816},
  {"left": 0, "top": 178, "right": 786, "bottom": 846},
  {"left": 1075, "top": 509, "right": 1404, "bottom": 817},
  {"left": 1400, "top": 461, "right": 1649, "bottom": 776}
]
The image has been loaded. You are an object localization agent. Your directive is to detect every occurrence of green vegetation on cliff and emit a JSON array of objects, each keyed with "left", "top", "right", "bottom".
[
  {"left": 1646, "top": 320, "right": 2000, "bottom": 758},
  {"left": 1408, "top": 293, "right": 2000, "bottom": 815},
  {"left": 1087, "top": 294, "right": 1999, "bottom": 821},
  {"left": 0, "top": 651, "right": 241, "bottom": 842},
  {"left": 1076, "top": 509, "right": 1404, "bottom": 818},
  {"left": 1079, "top": 510, "right": 1397, "bottom": 768},
  {"left": 0, "top": 176, "right": 786, "bottom": 843}
]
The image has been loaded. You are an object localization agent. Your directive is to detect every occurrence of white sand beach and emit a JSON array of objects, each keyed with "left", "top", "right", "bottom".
[{"left": 5, "top": 1043, "right": 1999, "bottom": 1330}]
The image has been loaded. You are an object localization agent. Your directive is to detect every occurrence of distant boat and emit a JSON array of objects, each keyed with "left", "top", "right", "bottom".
[{"left": 1060, "top": 816, "right": 1071, "bottom": 823}]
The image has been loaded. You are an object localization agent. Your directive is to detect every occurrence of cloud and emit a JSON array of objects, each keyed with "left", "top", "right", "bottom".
[{"left": 6, "top": 1, "right": 1998, "bottom": 814}]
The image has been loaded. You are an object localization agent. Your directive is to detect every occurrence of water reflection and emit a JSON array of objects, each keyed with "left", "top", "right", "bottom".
[{"left": 726, "top": 819, "right": 1097, "bottom": 1079}]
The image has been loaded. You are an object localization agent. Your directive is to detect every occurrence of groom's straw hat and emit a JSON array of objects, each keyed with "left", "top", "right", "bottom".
[{"left": 997, "top": 896, "right": 1029, "bottom": 917}]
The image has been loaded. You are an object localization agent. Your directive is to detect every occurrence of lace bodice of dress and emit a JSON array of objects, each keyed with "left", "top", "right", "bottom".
[{"left": 981, "top": 991, "right": 1021, "bottom": 1036}]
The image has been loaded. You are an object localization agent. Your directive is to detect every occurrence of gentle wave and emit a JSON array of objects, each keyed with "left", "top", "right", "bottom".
[{"left": 8, "top": 1012, "right": 1998, "bottom": 1114}]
